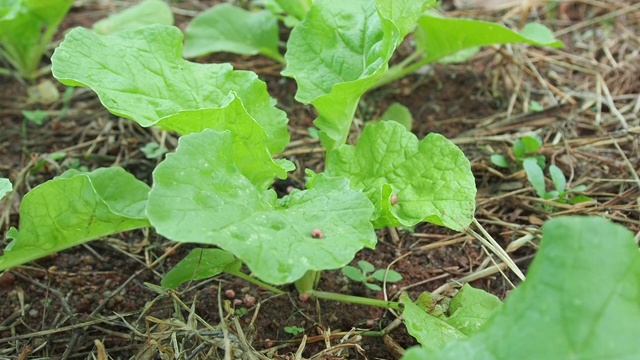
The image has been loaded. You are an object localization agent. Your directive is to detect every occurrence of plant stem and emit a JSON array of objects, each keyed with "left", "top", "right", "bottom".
[
  {"left": 309, "top": 290, "right": 403, "bottom": 310},
  {"left": 265, "top": 50, "right": 286, "bottom": 65},
  {"left": 294, "top": 270, "right": 320, "bottom": 294},
  {"left": 371, "top": 51, "right": 431, "bottom": 90},
  {"left": 226, "top": 270, "right": 286, "bottom": 295}
]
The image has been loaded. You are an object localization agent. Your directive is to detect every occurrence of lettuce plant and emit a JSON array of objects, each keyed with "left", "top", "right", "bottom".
[
  {"left": 0, "top": 0, "right": 476, "bottom": 302},
  {"left": 402, "top": 216, "right": 640, "bottom": 359},
  {"left": 0, "top": 0, "right": 73, "bottom": 79},
  {"left": 181, "top": 2, "right": 563, "bottom": 116}
]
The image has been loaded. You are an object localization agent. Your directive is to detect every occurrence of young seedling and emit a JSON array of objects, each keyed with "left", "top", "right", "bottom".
[
  {"left": 283, "top": 325, "right": 305, "bottom": 336},
  {"left": 491, "top": 134, "right": 546, "bottom": 171},
  {"left": 522, "top": 158, "right": 591, "bottom": 205},
  {"left": 342, "top": 260, "right": 403, "bottom": 292}
]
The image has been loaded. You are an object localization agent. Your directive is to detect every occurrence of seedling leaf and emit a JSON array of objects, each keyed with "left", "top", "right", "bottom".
[
  {"left": 366, "top": 283, "right": 382, "bottom": 291},
  {"left": 357, "top": 260, "right": 375, "bottom": 274},
  {"left": 327, "top": 121, "right": 476, "bottom": 230},
  {"left": 147, "top": 129, "right": 376, "bottom": 285},
  {"left": 549, "top": 165, "right": 566, "bottom": 193},
  {"left": 183, "top": 4, "right": 282, "bottom": 62},
  {"left": 342, "top": 266, "right": 364, "bottom": 282},
  {"left": 415, "top": 14, "right": 563, "bottom": 65},
  {"left": 370, "top": 269, "right": 403, "bottom": 282},
  {"left": 0, "top": 168, "right": 150, "bottom": 271},
  {"left": 51, "top": 25, "right": 289, "bottom": 154},
  {"left": 92, "top": 0, "right": 173, "bottom": 35},
  {"left": 402, "top": 216, "right": 640, "bottom": 359},
  {"left": 519, "top": 135, "right": 542, "bottom": 154},
  {"left": 523, "top": 157, "right": 547, "bottom": 198},
  {"left": 161, "top": 248, "right": 240, "bottom": 289},
  {"left": 490, "top": 154, "right": 509, "bottom": 169}
]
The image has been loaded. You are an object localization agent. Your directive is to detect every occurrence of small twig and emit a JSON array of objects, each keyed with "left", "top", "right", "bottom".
[{"left": 467, "top": 218, "right": 525, "bottom": 281}]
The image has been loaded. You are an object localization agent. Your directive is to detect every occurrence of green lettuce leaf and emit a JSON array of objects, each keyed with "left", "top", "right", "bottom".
[
  {"left": 415, "top": 14, "right": 563, "bottom": 65},
  {"left": 402, "top": 216, "right": 640, "bottom": 359},
  {"left": 0, "top": 168, "right": 150, "bottom": 271},
  {"left": 326, "top": 121, "right": 476, "bottom": 230},
  {"left": 147, "top": 129, "right": 376, "bottom": 285},
  {"left": 156, "top": 96, "right": 290, "bottom": 188},
  {"left": 92, "top": 0, "right": 173, "bottom": 35},
  {"left": 263, "top": 0, "right": 311, "bottom": 23},
  {"left": 183, "top": 3, "right": 283, "bottom": 63},
  {"left": 51, "top": 25, "right": 289, "bottom": 154},
  {"left": 282, "top": 0, "right": 432, "bottom": 152},
  {"left": 0, "top": 0, "right": 73, "bottom": 79}
]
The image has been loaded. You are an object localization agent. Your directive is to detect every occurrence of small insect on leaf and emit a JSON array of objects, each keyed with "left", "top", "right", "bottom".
[
  {"left": 311, "top": 228, "right": 324, "bottom": 239},
  {"left": 391, "top": 193, "right": 398, "bottom": 205}
]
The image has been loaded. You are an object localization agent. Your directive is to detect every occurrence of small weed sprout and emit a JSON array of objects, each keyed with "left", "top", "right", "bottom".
[
  {"left": 342, "top": 260, "right": 402, "bottom": 291},
  {"left": 491, "top": 135, "right": 546, "bottom": 171},
  {"left": 283, "top": 325, "right": 305, "bottom": 336}
]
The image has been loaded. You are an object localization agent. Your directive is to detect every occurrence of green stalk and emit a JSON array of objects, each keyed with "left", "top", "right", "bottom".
[
  {"left": 264, "top": 50, "right": 286, "bottom": 65},
  {"left": 226, "top": 270, "right": 286, "bottom": 295},
  {"left": 294, "top": 270, "right": 320, "bottom": 294},
  {"left": 309, "top": 290, "right": 403, "bottom": 310},
  {"left": 371, "top": 50, "right": 430, "bottom": 91}
]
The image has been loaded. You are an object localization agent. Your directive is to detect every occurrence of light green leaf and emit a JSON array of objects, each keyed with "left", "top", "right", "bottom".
[
  {"left": 183, "top": 4, "right": 282, "bottom": 62},
  {"left": 357, "top": 260, "right": 375, "bottom": 274},
  {"left": 370, "top": 269, "right": 403, "bottom": 282},
  {"left": 415, "top": 14, "right": 563, "bottom": 65},
  {"left": 519, "top": 135, "right": 542, "bottom": 154},
  {"left": 446, "top": 284, "right": 501, "bottom": 336},
  {"left": 401, "top": 293, "right": 467, "bottom": 349},
  {"left": 51, "top": 25, "right": 289, "bottom": 154},
  {"left": 0, "top": 0, "right": 73, "bottom": 79},
  {"left": 282, "top": 0, "right": 430, "bottom": 152},
  {"left": 0, "top": 167, "right": 150, "bottom": 271},
  {"left": 490, "top": 154, "right": 509, "bottom": 169},
  {"left": 156, "top": 96, "right": 291, "bottom": 188},
  {"left": 147, "top": 129, "right": 376, "bottom": 285},
  {"left": 161, "top": 248, "right": 240, "bottom": 289},
  {"left": 523, "top": 157, "right": 546, "bottom": 198},
  {"left": 549, "top": 165, "right": 566, "bottom": 194},
  {"left": 264, "top": 0, "right": 311, "bottom": 22},
  {"left": 0, "top": 178, "right": 11, "bottom": 200},
  {"left": 326, "top": 121, "right": 476, "bottom": 231},
  {"left": 375, "top": 0, "right": 435, "bottom": 39},
  {"left": 342, "top": 266, "right": 364, "bottom": 282},
  {"left": 92, "top": 0, "right": 173, "bottom": 35},
  {"left": 378, "top": 102, "right": 413, "bottom": 131},
  {"left": 402, "top": 216, "right": 640, "bottom": 359}
]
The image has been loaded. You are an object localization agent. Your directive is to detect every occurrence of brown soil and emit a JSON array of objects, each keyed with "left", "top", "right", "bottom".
[{"left": 1, "top": 1, "right": 639, "bottom": 359}]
